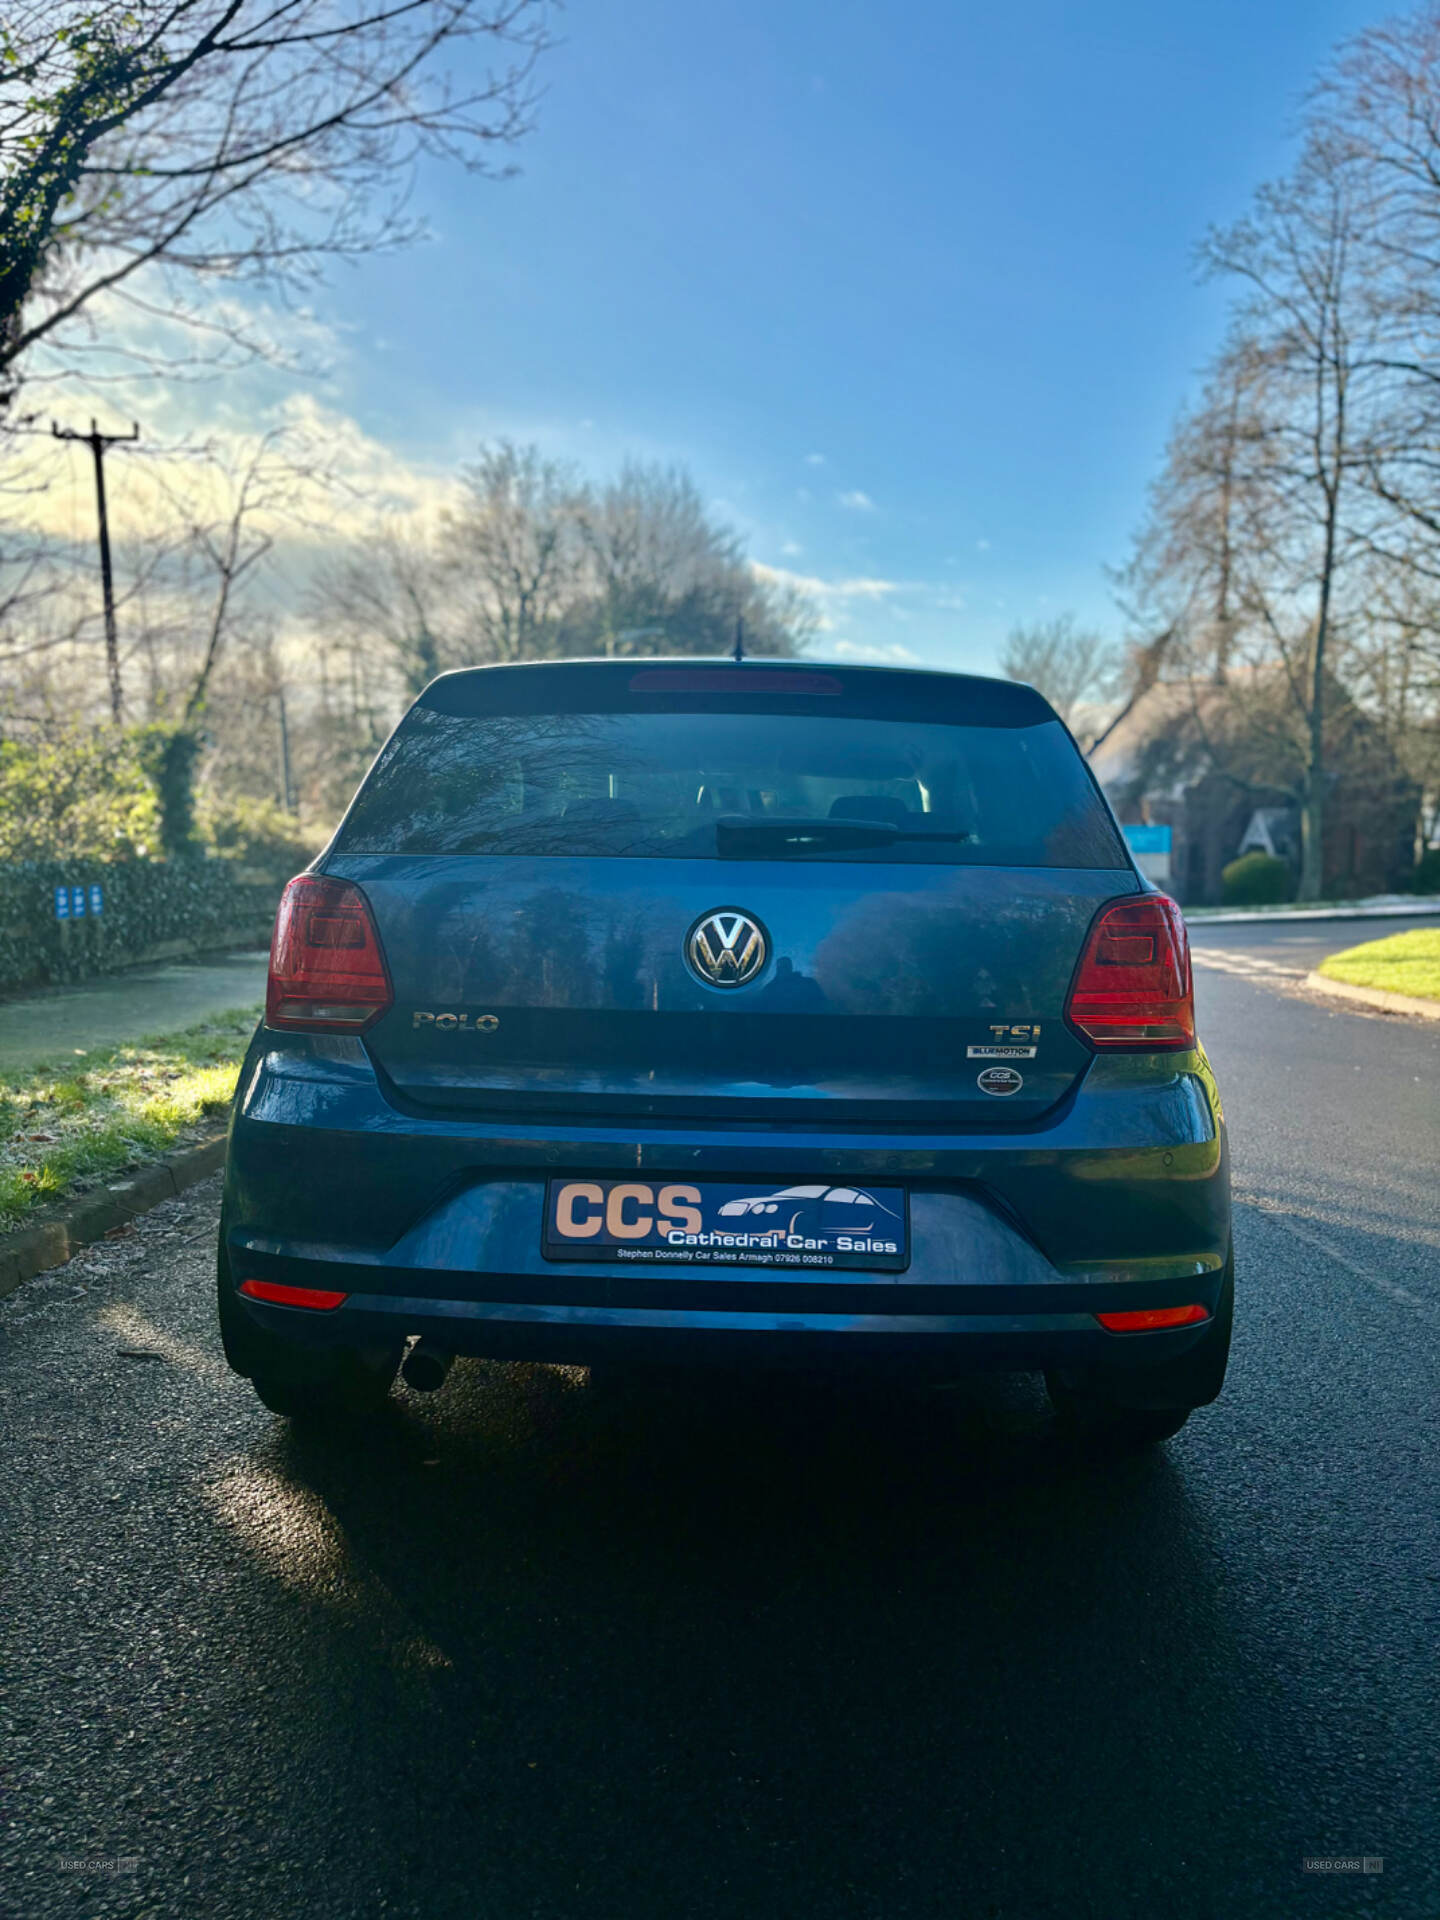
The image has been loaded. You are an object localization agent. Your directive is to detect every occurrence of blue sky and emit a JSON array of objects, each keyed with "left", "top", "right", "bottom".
[{"left": 295, "top": 0, "right": 1390, "bottom": 671}]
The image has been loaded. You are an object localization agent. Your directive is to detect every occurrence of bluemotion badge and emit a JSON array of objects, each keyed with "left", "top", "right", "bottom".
[{"left": 977, "top": 1065, "right": 1024, "bottom": 1097}]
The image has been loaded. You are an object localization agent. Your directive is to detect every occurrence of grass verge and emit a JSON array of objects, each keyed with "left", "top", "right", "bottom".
[
  {"left": 1316, "top": 927, "right": 1440, "bottom": 1002},
  {"left": 0, "top": 1007, "right": 259, "bottom": 1233}
]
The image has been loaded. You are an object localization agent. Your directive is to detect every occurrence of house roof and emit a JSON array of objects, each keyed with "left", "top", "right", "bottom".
[{"left": 1087, "top": 666, "right": 1287, "bottom": 797}]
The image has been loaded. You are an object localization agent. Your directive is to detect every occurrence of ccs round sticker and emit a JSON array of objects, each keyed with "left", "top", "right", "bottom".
[{"left": 977, "top": 1065, "right": 1024, "bottom": 1097}]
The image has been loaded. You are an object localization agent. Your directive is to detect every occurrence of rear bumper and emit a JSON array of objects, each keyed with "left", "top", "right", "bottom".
[
  {"left": 229, "top": 1285, "right": 1226, "bottom": 1380},
  {"left": 222, "top": 1030, "right": 1231, "bottom": 1381}
]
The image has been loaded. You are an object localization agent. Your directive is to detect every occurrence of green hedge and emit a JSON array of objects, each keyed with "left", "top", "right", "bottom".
[
  {"left": 1220, "top": 850, "right": 1294, "bottom": 906},
  {"left": 0, "top": 858, "right": 282, "bottom": 991}
]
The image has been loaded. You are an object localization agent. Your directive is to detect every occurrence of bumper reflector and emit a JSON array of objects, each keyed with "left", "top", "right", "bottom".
[
  {"left": 1095, "top": 1303, "right": 1210, "bottom": 1333},
  {"left": 239, "top": 1279, "right": 349, "bottom": 1311}
]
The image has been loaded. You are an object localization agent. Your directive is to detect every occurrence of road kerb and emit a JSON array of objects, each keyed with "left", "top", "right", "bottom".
[
  {"left": 1188, "top": 898, "right": 1440, "bottom": 928},
  {"left": 1303, "top": 972, "right": 1440, "bottom": 1021},
  {"left": 0, "top": 1132, "right": 227, "bottom": 1300}
]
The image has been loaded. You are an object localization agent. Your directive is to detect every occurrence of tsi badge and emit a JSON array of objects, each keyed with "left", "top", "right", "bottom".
[
  {"left": 977, "top": 1064, "right": 1024, "bottom": 1097},
  {"left": 968, "top": 1022, "right": 1040, "bottom": 1060}
]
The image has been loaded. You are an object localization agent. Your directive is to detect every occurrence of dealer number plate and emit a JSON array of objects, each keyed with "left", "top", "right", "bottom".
[{"left": 543, "top": 1178, "right": 909, "bottom": 1271}]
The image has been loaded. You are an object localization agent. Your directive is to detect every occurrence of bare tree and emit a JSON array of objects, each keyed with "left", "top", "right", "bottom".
[
  {"left": 1344, "top": 565, "right": 1440, "bottom": 853},
  {"left": 573, "top": 462, "right": 727, "bottom": 654},
  {"left": 0, "top": 0, "right": 549, "bottom": 400},
  {"left": 1309, "top": 11, "right": 1440, "bottom": 548},
  {"left": 1198, "top": 140, "right": 1389, "bottom": 898},
  {"left": 310, "top": 525, "right": 451, "bottom": 695},
  {"left": 166, "top": 430, "right": 332, "bottom": 719},
  {"left": 569, "top": 460, "right": 812, "bottom": 657},
  {"left": 59, "top": 420, "right": 332, "bottom": 724},
  {"left": 307, "top": 442, "right": 819, "bottom": 722},
  {"left": 1112, "top": 340, "right": 1273, "bottom": 687},
  {"left": 440, "top": 440, "right": 584, "bottom": 662},
  {"left": 1000, "top": 613, "right": 1117, "bottom": 729}
]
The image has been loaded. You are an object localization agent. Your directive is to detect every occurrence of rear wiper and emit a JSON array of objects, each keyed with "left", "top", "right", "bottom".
[{"left": 715, "top": 814, "right": 976, "bottom": 856}]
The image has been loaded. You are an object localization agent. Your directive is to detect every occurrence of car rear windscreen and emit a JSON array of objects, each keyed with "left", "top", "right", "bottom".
[{"left": 335, "top": 693, "right": 1126, "bottom": 869}]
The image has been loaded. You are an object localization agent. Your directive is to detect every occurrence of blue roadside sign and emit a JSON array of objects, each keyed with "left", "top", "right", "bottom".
[
  {"left": 89, "top": 883, "right": 104, "bottom": 915},
  {"left": 54, "top": 885, "right": 70, "bottom": 920},
  {"left": 1123, "top": 824, "right": 1172, "bottom": 855},
  {"left": 71, "top": 884, "right": 87, "bottom": 917}
]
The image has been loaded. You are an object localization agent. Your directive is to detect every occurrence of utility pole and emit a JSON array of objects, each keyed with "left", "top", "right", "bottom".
[
  {"left": 276, "top": 687, "right": 294, "bottom": 813},
  {"left": 52, "top": 417, "right": 140, "bottom": 722}
]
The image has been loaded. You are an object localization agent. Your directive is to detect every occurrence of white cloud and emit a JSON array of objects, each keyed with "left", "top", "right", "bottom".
[
  {"left": 837, "top": 490, "right": 876, "bottom": 512},
  {"left": 780, "top": 540, "right": 803, "bottom": 557},
  {"left": 32, "top": 276, "right": 349, "bottom": 438},
  {"left": 804, "top": 452, "right": 826, "bottom": 467},
  {"left": 11, "top": 278, "right": 457, "bottom": 555},
  {"left": 27, "top": 390, "right": 458, "bottom": 546},
  {"left": 825, "top": 639, "right": 921, "bottom": 664},
  {"left": 976, "top": 538, "right": 991, "bottom": 552},
  {"left": 751, "top": 562, "right": 900, "bottom": 602}
]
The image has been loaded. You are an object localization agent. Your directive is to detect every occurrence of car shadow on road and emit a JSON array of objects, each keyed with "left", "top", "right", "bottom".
[{"left": 176, "top": 1360, "right": 1317, "bottom": 1920}]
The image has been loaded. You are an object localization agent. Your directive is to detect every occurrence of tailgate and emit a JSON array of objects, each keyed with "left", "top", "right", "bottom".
[{"left": 330, "top": 852, "right": 1133, "bottom": 1126}]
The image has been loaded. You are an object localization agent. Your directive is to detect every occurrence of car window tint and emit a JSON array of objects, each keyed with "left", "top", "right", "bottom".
[{"left": 336, "top": 708, "right": 1125, "bottom": 868}]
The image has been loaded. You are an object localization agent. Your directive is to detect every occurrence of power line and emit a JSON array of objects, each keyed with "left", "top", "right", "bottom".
[{"left": 51, "top": 417, "right": 141, "bottom": 723}]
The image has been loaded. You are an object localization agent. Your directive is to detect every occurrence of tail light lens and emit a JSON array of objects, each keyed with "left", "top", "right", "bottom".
[
  {"left": 1066, "top": 895, "right": 1194, "bottom": 1050},
  {"left": 266, "top": 874, "right": 392, "bottom": 1032}
]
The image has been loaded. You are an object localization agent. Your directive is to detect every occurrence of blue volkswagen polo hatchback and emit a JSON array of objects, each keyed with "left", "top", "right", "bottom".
[{"left": 218, "top": 659, "right": 1233, "bottom": 1444}]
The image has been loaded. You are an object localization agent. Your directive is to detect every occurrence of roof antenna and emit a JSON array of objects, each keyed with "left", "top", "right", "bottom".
[{"left": 732, "top": 615, "right": 745, "bottom": 663}]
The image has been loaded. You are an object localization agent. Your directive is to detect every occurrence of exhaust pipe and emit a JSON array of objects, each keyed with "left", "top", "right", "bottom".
[{"left": 401, "top": 1341, "right": 454, "bottom": 1394}]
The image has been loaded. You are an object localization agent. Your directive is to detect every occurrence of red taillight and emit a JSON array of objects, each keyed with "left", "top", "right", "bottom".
[
  {"left": 239, "top": 1278, "right": 349, "bottom": 1310},
  {"left": 1095, "top": 1303, "right": 1209, "bottom": 1333},
  {"left": 265, "top": 874, "right": 392, "bottom": 1032},
  {"left": 1066, "top": 895, "right": 1194, "bottom": 1050}
]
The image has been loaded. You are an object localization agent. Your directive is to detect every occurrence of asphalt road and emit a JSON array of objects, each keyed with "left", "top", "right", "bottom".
[{"left": 2, "top": 921, "right": 1438, "bottom": 1920}]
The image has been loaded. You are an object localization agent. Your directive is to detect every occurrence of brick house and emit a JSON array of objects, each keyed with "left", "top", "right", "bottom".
[{"left": 1087, "top": 673, "right": 1417, "bottom": 905}]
